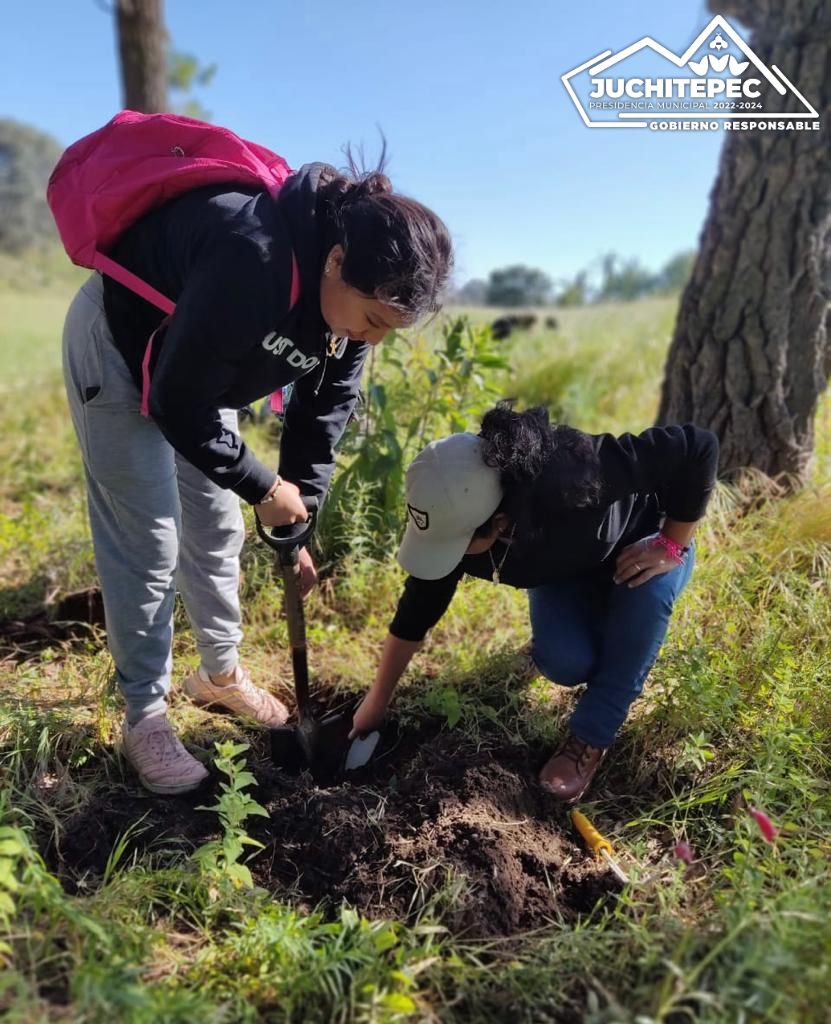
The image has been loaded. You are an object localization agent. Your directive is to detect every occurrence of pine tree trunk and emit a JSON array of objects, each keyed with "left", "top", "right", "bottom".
[
  {"left": 115, "top": 0, "right": 169, "bottom": 113},
  {"left": 657, "top": 0, "right": 831, "bottom": 484}
]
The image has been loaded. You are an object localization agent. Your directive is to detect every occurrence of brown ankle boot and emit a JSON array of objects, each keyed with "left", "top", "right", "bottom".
[{"left": 539, "top": 734, "right": 607, "bottom": 802}]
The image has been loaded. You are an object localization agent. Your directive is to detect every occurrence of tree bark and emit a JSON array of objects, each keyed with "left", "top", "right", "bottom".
[
  {"left": 657, "top": 0, "right": 831, "bottom": 484},
  {"left": 115, "top": 0, "right": 169, "bottom": 113}
]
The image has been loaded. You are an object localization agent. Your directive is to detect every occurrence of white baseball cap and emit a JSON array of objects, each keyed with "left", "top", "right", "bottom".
[{"left": 397, "top": 433, "right": 504, "bottom": 580}]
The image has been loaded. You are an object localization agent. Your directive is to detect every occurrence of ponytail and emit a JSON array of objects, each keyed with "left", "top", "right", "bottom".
[
  {"left": 319, "top": 168, "right": 394, "bottom": 224},
  {"left": 477, "top": 401, "right": 602, "bottom": 542}
]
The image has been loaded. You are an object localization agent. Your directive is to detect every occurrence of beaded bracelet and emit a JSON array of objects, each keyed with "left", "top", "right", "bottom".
[{"left": 649, "top": 532, "right": 689, "bottom": 561}]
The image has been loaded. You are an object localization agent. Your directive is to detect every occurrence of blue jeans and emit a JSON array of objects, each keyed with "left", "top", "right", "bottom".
[{"left": 528, "top": 546, "right": 695, "bottom": 748}]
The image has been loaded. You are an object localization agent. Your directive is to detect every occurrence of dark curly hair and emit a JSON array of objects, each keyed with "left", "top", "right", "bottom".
[
  {"left": 474, "top": 401, "right": 602, "bottom": 542},
  {"left": 316, "top": 137, "right": 453, "bottom": 322}
]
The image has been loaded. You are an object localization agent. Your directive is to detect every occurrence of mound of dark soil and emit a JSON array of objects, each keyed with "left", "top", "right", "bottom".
[{"left": 41, "top": 725, "right": 620, "bottom": 938}]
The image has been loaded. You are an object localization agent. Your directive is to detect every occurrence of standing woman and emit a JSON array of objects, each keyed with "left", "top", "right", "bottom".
[
  {"left": 62, "top": 151, "right": 452, "bottom": 794},
  {"left": 352, "top": 403, "right": 719, "bottom": 802}
]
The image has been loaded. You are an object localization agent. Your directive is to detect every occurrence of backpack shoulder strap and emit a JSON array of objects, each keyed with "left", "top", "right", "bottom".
[
  {"left": 93, "top": 252, "right": 175, "bottom": 315},
  {"left": 96, "top": 248, "right": 300, "bottom": 317}
]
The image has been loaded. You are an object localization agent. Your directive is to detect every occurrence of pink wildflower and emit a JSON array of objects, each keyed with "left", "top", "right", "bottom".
[
  {"left": 747, "top": 806, "right": 778, "bottom": 843},
  {"left": 673, "top": 841, "right": 695, "bottom": 865}
]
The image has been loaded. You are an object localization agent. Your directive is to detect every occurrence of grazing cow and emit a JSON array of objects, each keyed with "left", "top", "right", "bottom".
[
  {"left": 490, "top": 317, "right": 513, "bottom": 339},
  {"left": 490, "top": 313, "right": 538, "bottom": 340}
]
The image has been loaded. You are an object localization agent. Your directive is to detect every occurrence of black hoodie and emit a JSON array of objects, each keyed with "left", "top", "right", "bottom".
[{"left": 102, "top": 163, "right": 368, "bottom": 504}]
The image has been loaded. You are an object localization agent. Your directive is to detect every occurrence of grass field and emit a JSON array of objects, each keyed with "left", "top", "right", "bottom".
[{"left": 1, "top": 255, "right": 830, "bottom": 1023}]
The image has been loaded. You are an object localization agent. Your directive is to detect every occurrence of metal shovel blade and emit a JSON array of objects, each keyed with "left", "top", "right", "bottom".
[
  {"left": 269, "top": 710, "right": 346, "bottom": 773},
  {"left": 269, "top": 725, "right": 305, "bottom": 771},
  {"left": 344, "top": 730, "right": 381, "bottom": 771},
  {"left": 270, "top": 715, "right": 381, "bottom": 775},
  {"left": 270, "top": 714, "right": 322, "bottom": 769}
]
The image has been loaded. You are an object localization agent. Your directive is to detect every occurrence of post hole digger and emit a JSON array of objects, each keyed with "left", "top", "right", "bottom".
[{"left": 256, "top": 498, "right": 381, "bottom": 777}]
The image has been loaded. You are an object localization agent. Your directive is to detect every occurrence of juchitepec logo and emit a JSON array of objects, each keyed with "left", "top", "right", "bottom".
[{"left": 562, "top": 15, "right": 820, "bottom": 132}]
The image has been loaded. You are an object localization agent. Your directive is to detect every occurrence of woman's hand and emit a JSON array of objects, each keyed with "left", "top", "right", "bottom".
[
  {"left": 297, "top": 546, "right": 318, "bottom": 598},
  {"left": 349, "top": 689, "right": 390, "bottom": 739},
  {"left": 614, "top": 533, "right": 684, "bottom": 587},
  {"left": 348, "top": 635, "right": 420, "bottom": 739},
  {"left": 255, "top": 479, "right": 309, "bottom": 528}
]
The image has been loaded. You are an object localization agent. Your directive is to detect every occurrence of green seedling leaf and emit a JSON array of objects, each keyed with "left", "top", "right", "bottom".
[{"left": 382, "top": 993, "right": 417, "bottom": 1013}]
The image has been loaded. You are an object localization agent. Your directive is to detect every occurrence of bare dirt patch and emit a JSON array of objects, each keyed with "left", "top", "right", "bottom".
[
  {"left": 0, "top": 587, "right": 104, "bottom": 660},
  {"left": 40, "top": 723, "right": 620, "bottom": 938}
]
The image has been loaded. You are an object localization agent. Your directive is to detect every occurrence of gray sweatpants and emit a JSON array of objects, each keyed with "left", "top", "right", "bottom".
[{"left": 62, "top": 274, "right": 245, "bottom": 723}]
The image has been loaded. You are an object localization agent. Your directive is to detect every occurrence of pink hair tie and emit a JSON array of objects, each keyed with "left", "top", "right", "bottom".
[{"left": 650, "top": 532, "right": 688, "bottom": 561}]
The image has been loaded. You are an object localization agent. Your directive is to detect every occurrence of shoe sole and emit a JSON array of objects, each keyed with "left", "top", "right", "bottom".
[
  {"left": 134, "top": 768, "right": 209, "bottom": 795},
  {"left": 540, "top": 781, "right": 590, "bottom": 804}
]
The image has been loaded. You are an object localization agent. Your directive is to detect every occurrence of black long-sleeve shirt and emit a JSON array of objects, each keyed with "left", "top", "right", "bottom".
[
  {"left": 102, "top": 163, "right": 366, "bottom": 504},
  {"left": 390, "top": 424, "right": 719, "bottom": 641}
]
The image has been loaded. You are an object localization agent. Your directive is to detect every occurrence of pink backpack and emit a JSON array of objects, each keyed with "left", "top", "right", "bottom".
[{"left": 48, "top": 110, "right": 300, "bottom": 414}]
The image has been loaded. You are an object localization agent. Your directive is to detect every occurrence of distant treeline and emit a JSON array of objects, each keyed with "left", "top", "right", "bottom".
[
  {"left": 453, "top": 250, "right": 696, "bottom": 308},
  {"left": 0, "top": 119, "right": 63, "bottom": 254}
]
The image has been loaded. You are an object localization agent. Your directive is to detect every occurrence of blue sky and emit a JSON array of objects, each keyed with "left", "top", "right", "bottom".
[{"left": 2, "top": 0, "right": 729, "bottom": 286}]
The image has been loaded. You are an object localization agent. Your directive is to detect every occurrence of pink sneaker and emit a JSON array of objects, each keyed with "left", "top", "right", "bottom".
[
  {"left": 121, "top": 713, "right": 209, "bottom": 795},
  {"left": 183, "top": 665, "right": 289, "bottom": 727}
]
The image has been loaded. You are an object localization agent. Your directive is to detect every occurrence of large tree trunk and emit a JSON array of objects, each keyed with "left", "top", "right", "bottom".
[
  {"left": 115, "top": 0, "right": 169, "bottom": 113},
  {"left": 657, "top": 0, "right": 831, "bottom": 484}
]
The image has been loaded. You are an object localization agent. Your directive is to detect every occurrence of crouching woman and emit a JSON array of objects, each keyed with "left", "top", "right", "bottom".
[{"left": 351, "top": 403, "right": 719, "bottom": 802}]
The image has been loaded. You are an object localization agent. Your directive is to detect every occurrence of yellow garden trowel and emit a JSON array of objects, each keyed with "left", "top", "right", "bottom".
[{"left": 570, "top": 809, "right": 630, "bottom": 884}]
